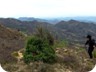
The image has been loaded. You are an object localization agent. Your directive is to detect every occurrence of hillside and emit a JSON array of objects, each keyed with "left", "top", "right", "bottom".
[
  {"left": 0, "top": 24, "right": 25, "bottom": 64},
  {"left": 2, "top": 45, "right": 96, "bottom": 72},
  {"left": 55, "top": 20, "right": 96, "bottom": 43},
  {"left": 0, "top": 18, "right": 57, "bottom": 34},
  {"left": 0, "top": 24, "right": 96, "bottom": 72},
  {"left": 0, "top": 18, "right": 96, "bottom": 44}
]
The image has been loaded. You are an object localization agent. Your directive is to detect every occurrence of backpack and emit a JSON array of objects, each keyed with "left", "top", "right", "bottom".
[{"left": 92, "top": 39, "right": 96, "bottom": 46}]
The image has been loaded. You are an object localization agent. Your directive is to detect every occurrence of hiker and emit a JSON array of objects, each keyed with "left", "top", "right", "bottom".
[{"left": 85, "top": 35, "right": 96, "bottom": 59}]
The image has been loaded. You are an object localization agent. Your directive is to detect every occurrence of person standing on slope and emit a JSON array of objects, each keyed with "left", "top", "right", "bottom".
[{"left": 85, "top": 35, "right": 96, "bottom": 59}]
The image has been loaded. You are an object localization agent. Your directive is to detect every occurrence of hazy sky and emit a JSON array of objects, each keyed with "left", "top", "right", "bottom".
[{"left": 0, "top": 0, "right": 96, "bottom": 18}]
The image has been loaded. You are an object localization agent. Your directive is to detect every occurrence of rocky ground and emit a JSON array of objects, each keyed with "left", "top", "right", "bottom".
[{"left": 2, "top": 46, "right": 96, "bottom": 72}]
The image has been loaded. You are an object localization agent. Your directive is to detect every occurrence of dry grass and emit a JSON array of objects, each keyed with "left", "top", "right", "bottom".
[
  {"left": 2, "top": 46, "right": 96, "bottom": 72},
  {"left": 0, "top": 24, "right": 25, "bottom": 64},
  {"left": 0, "top": 24, "right": 95, "bottom": 72}
]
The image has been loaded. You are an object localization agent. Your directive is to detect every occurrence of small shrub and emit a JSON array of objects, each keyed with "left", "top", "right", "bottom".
[
  {"left": 24, "top": 36, "right": 56, "bottom": 64},
  {"left": 93, "top": 50, "right": 96, "bottom": 58},
  {"left": 46, "top": 31, "right": 54, "bottom": 46},
  {"left": 35, "top": 27, "right": 54, "bottom": 46}
]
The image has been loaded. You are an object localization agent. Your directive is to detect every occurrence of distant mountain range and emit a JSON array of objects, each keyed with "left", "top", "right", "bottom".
[
  {"left": 18, "top": 17, "right": 60, "bottom": 24},
  {"left": 18, "top": 16, "right": 96, "bottom": 24},
  {"left": 61, "top": 16, "right": 96, "bottom": 23},
  {"left": 0, "top": 18, "right": 96, "bottom": 44}
]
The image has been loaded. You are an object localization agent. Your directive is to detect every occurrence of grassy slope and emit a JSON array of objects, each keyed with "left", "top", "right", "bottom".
[
  {"left": 0, "top": 24, "right": 25, "bottom": 64},
  {"left": 2, "top": 41, "right": 96, "bottom": 72},
  {"left": 0, "top": 23, "right": 96, "bottom": 72}
]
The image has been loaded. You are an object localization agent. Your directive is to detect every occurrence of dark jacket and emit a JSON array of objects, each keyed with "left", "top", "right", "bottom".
[{"left": 85, "top": 39, "right": 95, "bottom": 48}]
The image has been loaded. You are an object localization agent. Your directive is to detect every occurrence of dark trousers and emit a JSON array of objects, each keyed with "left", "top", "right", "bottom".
[{"left": 88, "top": 47, "right": 94, "bottom": 59}]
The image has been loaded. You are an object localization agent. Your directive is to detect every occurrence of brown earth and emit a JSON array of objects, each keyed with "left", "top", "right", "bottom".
[{"left": 0, "top": 24, "right": 25, "bottom": 64}]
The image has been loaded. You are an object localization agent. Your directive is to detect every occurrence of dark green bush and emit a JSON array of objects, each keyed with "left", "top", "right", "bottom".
[
  {"left": 46, "top": 31, "right": 54, "bottom": 46},
  {"left": 35, "top": 27, "right": 54, "bottom": 46},
  {"left": 24, "top": 35, "right": 56, "bottom": 63}
]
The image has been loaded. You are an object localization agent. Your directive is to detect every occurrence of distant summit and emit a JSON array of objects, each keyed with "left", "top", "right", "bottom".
[
  {"left": 62, "top": 16, "right": 96, "bottom": 23},
  {"left": 18, "top": 16, "right": 96, "bottom": 24},
  {"left": 18, "top": 17, "right": 45, "bottom": 22},
  {"left": 18, "top": 17, "right": 61, "bottom": 24}
]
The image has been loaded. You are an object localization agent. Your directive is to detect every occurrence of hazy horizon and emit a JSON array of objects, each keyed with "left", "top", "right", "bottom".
[
  {"left": 0, "top": 0, "right": 96, "bottom": 18},
  {"left": 3, "top": 15, "right": 96, "bottom": 19}
]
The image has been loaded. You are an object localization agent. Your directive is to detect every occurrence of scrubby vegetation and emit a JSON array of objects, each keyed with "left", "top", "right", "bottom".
[
  {"left": 0, "top": 24, "right": 25, "bottom": 64},
  {"left": 24, "top": 27, "right": 56, "bottom": 63},
  {"left": 54, "top": 40, "right": 69, "bottom": 48},
  {"left": 93, "top": 50, "right": 96, "bottom": 58},
  {"left": 1, "top": 25, "right": 96, "bottom": 72}
]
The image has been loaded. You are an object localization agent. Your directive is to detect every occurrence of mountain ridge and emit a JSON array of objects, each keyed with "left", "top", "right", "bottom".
[
  {"left": 18, "top": 16, "right": 96, "bottom": 24},
  {"left": 0, "top": 18, "right": 96, "bottom": 44}
]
